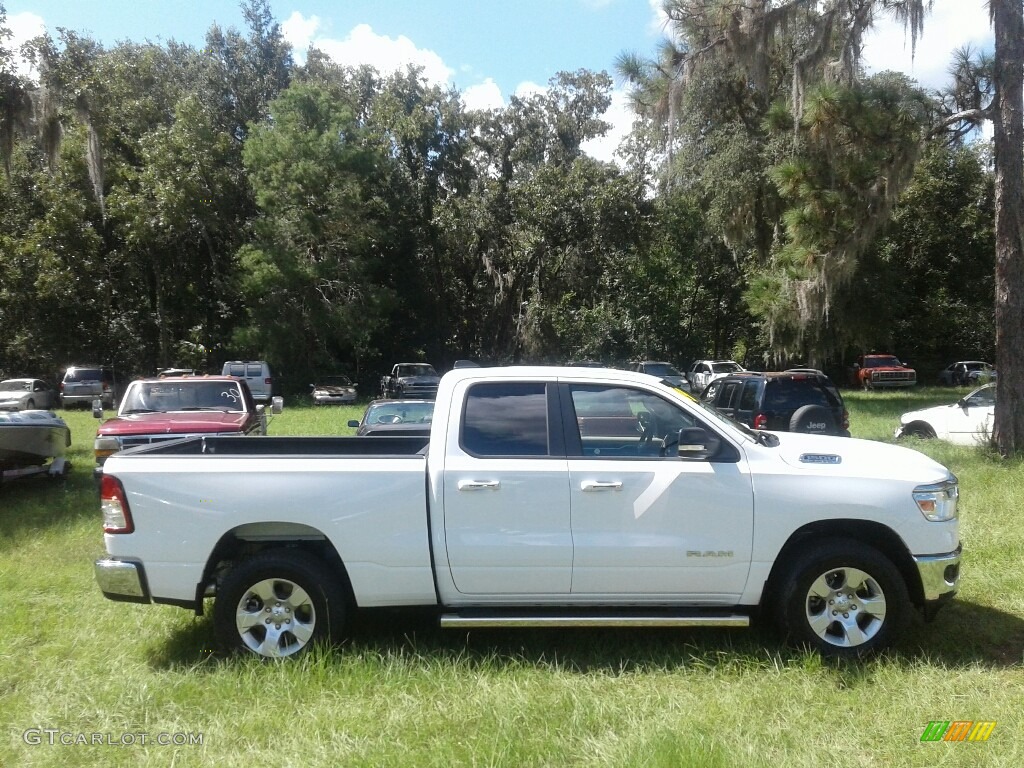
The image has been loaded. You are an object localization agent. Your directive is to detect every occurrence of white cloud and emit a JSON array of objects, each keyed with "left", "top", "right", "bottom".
[
  {"left": 301, "top": 21, "right": 453, "bottom": 86},
  {"left": 862, "top": 1, "right": 992, "bottom": 90},
  {"left": 513, "top": 81, "right": 547, "bottom": 99},
  {"left": 281, "top": 11, "right": 321, "bottom": 59},
  {"left": 582, "top": 87, "right": 634, "bottom": 165},
  {"left": 7, "top": 11, "right": 46, "bottom": 78},
  {"left": 462, "top": 78, "right": 504, "bottom": 111},
  {"left": 647, "top": 0, "right": 670, "bottom": 36}
]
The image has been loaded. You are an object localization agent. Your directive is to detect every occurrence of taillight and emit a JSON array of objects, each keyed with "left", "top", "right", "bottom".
[
  {"left": 753, "top": 413, "right": 768, "bottom": 430},
  {"left": 264, "top": 378, "right": 272, "bottom": 385},
  {"left": 100, "top": 474, "right": 134, "bottom": 534}
]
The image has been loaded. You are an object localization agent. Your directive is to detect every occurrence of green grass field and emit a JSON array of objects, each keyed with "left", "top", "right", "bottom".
[{"left": 2, "top": 390, "right": 1022, "bottom": 767}]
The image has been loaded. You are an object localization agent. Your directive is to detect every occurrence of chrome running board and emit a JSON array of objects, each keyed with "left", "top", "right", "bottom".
[{"left": 440, "top": 612, "right": 749, "bottom": 629}]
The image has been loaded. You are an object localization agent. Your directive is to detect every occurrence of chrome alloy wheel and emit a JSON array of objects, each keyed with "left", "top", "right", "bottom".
[
  {"left": 804, "top": 566, "right": 887, "bottom": 648},
  {"left": 235, "top": 578, "right": 316, "bottom": 658}
]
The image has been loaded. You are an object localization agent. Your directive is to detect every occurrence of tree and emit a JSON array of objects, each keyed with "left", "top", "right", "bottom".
[
  {"left": 237, "top": 83, "right": 398, "bottom": 382},
  {"left": 989, "top": 0, "right": 1024, "bottom": 454}
]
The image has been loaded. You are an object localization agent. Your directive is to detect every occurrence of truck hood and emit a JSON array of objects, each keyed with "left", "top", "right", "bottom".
[
  {"left": 99, "top": 412, "right": 250, "bottom": 436},
  {"left": 769, "top": 431, "right": 951, "bottom": 483}
]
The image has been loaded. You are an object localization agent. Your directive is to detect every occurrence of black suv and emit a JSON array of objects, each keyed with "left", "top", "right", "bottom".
[{"left": 699, "top": 370, "right": 849, "bottom": 437}]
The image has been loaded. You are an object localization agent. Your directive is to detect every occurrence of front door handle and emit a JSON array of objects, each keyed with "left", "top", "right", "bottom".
[
  {"left": 457, "top": 480, "right": 501, "bottom": 491},
  {"left": 580, "top": 480, "right": 623, "bottom": 492}
]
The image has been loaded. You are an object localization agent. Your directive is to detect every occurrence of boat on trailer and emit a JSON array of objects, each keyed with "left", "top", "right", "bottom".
[{"left": 0, "top": 409, "right": 72, "bottom": 482}]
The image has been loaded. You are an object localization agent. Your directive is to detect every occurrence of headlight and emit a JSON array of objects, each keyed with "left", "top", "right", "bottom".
[
  {"left": 94, "top": 436, "right": 121, "bottom": 464},
  {"left": 913, "top": 478, "right": 959, "bottom": 522}
]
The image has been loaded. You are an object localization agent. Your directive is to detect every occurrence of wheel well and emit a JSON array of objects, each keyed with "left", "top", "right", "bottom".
[
  {"left": 903, "top": 421, "right": 937, "bottom": 438},
  {"left": 761, "top": 520, "right": 924, "bottom": 609},
  {"left": 201, "top": 523, "right": 356, "bottom": 611}
]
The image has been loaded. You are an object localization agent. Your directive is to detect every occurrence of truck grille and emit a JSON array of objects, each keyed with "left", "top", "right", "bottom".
[
  {"left": 401, "top": 384, "right": 438, "bottom": 398},
  {"left": 872, "top": 372, "right": 914, "bottom": 382}
]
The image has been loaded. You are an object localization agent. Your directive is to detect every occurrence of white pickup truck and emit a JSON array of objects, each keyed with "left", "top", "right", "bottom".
[{"left": 95, "top": 367, "right": 961, "bottom": 659}]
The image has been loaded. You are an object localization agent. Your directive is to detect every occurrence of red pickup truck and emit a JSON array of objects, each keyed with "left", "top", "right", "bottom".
[
  {"left": 92, "top": 375, "right": 282, "bottom": 475},
  {"left": 852, "top": 355, "right": 917, "bottom": 390}
]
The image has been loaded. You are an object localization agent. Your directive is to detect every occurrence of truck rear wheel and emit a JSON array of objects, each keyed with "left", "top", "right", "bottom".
[
  {"left": 214, "top": 551, "right": 346, "bottom": 658},
  {"left": 777, "top": 539, "right": 909, "bottom": 658}
]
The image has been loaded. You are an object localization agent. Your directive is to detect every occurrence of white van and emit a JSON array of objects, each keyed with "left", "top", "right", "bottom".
[{"left": 221, "top": 361, "right": 273, "bottom": 403}]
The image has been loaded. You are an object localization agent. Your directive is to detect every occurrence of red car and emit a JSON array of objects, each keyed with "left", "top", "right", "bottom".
[
  {"left": 93, "top": 375, "right": 282, "bottom": 475},
  {"left": 852, "top": 355, "right": 917, "bottom": 390}
]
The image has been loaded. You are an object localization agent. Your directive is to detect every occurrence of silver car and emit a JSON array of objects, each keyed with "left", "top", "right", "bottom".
[
  {"left": 0, "top": 378, "right": 58, "bottom": 411},
  {"left": 61, "top": 366, "right": 120, "bottom": 409}
]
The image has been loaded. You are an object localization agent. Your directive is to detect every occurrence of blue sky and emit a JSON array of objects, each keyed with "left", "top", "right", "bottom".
[{"left": 4, "top": 1, "right": 994, "bottom": 160}]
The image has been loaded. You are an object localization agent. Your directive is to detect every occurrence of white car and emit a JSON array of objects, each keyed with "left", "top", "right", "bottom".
[
  {"left": 0, "top": 378, "right": 58, "bottom": 411},
  {"left": 896, "top": 383, "right": 995, "bottom": 445},
  {"left": 686, "top": 359, "right": 745, "bottom": 393}
]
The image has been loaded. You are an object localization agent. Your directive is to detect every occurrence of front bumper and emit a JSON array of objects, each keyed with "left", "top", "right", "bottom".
[
  {"left": 313, "top": 394, "right": 357, "bottom": 405},
  {"left": 95, "top": 558, "right": 150, "bottom": 603},
  {"left": 913, "top": 545, "right": 961, "bottom": 602}
]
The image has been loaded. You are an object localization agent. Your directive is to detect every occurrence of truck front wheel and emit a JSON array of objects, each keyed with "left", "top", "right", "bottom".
[
  {"left": 777, "top": 539, "right": 909, "bottom": 658},
  {"left": 214, "top": 551, "right": 346, "bottom": 658}
]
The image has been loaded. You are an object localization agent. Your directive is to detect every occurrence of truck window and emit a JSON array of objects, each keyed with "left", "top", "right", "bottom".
[
  {"left": 567, "top": 384, "right": 699, "bottom": 457},
  {"left": 461, "top": 382, "right": 549, "bottom": 456}
]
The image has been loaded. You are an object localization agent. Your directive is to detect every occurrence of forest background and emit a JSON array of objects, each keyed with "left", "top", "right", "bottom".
[{"left": 0, "top": 0, "right": 1006, "bottom": 400}]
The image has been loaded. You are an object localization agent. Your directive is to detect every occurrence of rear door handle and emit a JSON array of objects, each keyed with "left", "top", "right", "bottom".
[
  {"left": 457, "top": 480, "right": 501, "bottom": 491},
  {"left": 581, "top": 480, "right": 623, "bottom": 492}
]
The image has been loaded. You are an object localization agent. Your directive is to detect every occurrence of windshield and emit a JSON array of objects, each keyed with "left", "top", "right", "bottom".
[
  {"left": 711, "top": 362, "right": 743, "bottom": 374},
  {"left": 964, "top": 386, "right": 996, "bottom": 408},
  {"left": 397, "top": 365, "right": 437, "bottom": 377},
  {"left": 319, "top": 376, "right": 352, "bottom": 387},
  {"left": 644, "top": 363, "right": 682, "bottom": 377},
  {"left": 65, "top": 368, "right": 105, "bottom": 382},
  {"left": 121, "top": 381, "right": 245, "bottom": 413},
  {"left": 864, "top": 356, "right": 903, "bottom": 368},
  {"left": 364, "top": 401, "right": 434, "bottom": 424},
  {"left": 0, "top": 380, "right": 31, "bottom": 391}
]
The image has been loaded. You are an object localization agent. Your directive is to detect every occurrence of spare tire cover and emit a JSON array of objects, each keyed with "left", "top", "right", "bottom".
[{"left": 789, "top": 404, "right": 838, "bottom": 435}]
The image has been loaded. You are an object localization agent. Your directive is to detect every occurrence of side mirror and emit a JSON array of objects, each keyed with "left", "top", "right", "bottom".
[
  {"left": 92, "top": 399, "right": 104, "bottom": 419},
  {"left": 347, "top": 420, "right": 360, "bottom": 428},
  {"left": 676, "top": 427, "right": 721, "bottom": 460},
  {"left": 271, "top": 396, "right": 284, "bottom": 414}
]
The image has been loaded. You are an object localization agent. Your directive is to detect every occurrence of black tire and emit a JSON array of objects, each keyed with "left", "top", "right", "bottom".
[
  {"left": 902, "top": 423, "right": 936, "bottom": 440},
  {"left": 214, "top": 550, "right": 347, "bottom": 658},
  {"left": 776, "top": 538, "right": 909, "bottom": 659},
  {"left": 789, "top": 405, "right": 838, "bottom": 435},
  {"left": 26, "top": 399, "right": 35, "bottom": 409}
]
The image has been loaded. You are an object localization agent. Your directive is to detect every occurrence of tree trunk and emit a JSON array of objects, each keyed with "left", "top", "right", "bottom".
[{"left": 991, "top": 0, "right": 1024, "bottom": 456}]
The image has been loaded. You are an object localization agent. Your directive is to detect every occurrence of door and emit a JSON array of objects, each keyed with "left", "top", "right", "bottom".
[
  {"left": 946, "top": 386, "right": 995, "bottom": 445},
  {"left": 563, "top": 383, "right": 754, "bottom": 602},
  {"left": 441, "top": 380, "right": 572, "bottom": 596}
]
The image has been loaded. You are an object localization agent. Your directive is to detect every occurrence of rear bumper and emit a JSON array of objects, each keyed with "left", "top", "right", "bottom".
[
  {"left": 913, "top": 545, "right": 961, "bottom": 602},
  {"left": 95, "top": 558, "right": 150, "bottom": 603}
]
